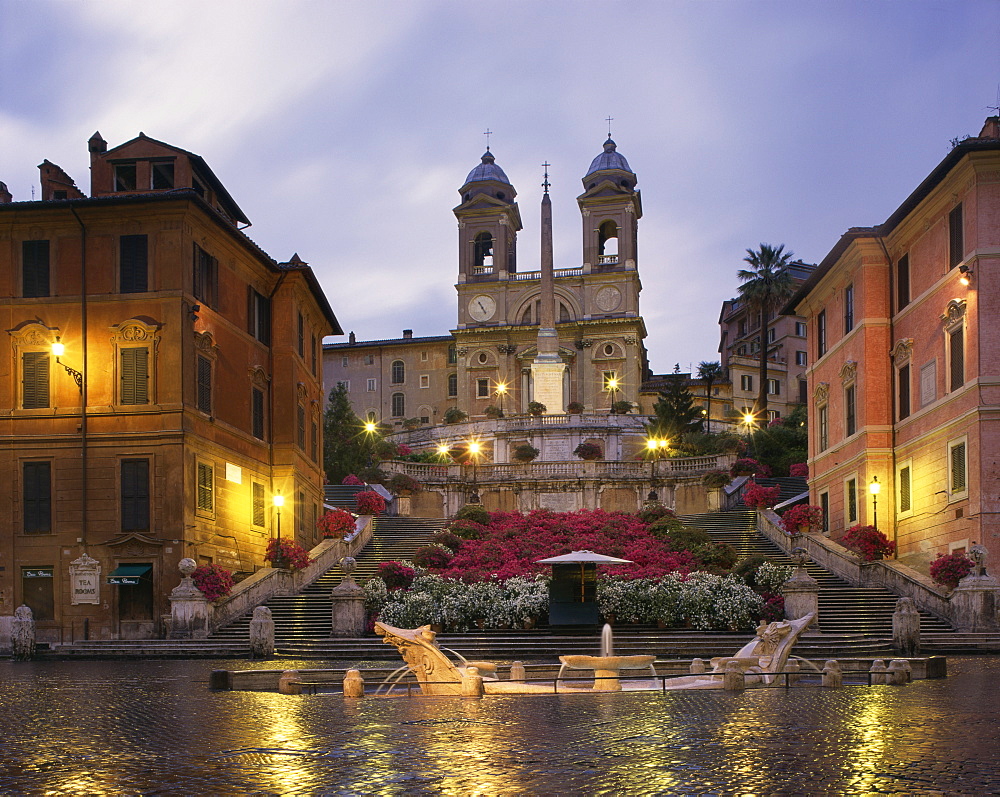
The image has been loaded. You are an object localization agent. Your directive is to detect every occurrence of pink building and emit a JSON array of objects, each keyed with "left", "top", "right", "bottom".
[{"left": 786, "top": 116, "right": 1000, "bottom": 570}]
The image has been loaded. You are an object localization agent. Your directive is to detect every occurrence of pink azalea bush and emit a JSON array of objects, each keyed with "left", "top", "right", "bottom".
[
  {"left": 191, "top": 564, "right": 234, "bottom": 602},
  {"left": 397, "top": 444, "right": 412, "bottom": 456},
  {"left": 317, "top": 508, "right": 356, "bottom": 538},
  {"left": 342, "top": 474, "right": 364, "bottom": 486},
  {"left": 780, "top": 504, "right": 823, "bottom": 534},
  {"left": 434, "top": 509, "right": 698, "bottom": 582},
  {"left": 377, "top": 560, "right": 415, "bottom": 590},
  {"left": 730, "top": 458, "right": 771, "bottom": 478},
  {"left": 929, "top": 552, "right": 974, "bottom": 590},
  {"left": 840, "top": 524, "right": 896, "bottom": 562},
  {"left": 265, "top": 538, "right": 313, "bottom": 570},
  {"left": 742, "top": 480, "right": 782, "bottom": 509},
  {"left": 355, "top": 490, "right": 386, "bottom": 516},
  {"left": 789, "top": 463, "right": 809, "bottom": 478}
]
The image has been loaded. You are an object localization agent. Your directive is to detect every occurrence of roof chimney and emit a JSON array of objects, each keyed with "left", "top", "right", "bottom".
[
  {"left": 349, "top": 331, "right": 356, "bottom": 344},
  {"left": 403, "top": 329, "right": 413, "bottom": 339},
  {"left": 978, "top": 116, "right": 1000, "bottom": 140},
  {"left": 0, "top": 181, "right": 11, "bottom": 204}
]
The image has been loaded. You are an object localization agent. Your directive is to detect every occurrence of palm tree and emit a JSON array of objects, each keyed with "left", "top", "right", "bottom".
[
  {"left": 697, "top": 360, "right": 725, "bottom": 432},
  {"left": 737, "top": 243, "right": 795, "bottom": 418}
]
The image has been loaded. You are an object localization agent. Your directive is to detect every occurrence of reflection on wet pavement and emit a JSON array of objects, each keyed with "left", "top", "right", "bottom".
[{"left": 1, "top": 657, "right": 998, "bottom": 793}]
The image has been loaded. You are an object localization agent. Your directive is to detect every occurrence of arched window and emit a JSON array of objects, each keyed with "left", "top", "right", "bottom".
[
  {"left": 391, "top": 360, "right": 404, "bottom": 384},
  {"left": 598, "top": 220, "right": 619, "bottom": 262},
  {"left": 559, "top": 303, "right": 571, "bottom": 322},
  {"left": 474, "top": 232, "right": 494, "bottom": 268},
  {"left": 391, "top": 392, "right": 405, "bottom": 417}
]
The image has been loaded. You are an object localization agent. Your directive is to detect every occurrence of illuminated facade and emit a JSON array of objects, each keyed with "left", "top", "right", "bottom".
[
  {"left": 786, "top": 116, "right": 1000, "bottom": 568},
  {"left": 0, "top": 133, "right": 340, "bottom": 642}
]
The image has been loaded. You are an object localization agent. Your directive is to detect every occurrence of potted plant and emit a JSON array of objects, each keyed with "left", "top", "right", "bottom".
[
  {"left": 265, "top": 538, "right": 313, "bottom": 570},
  {"left": 702, "top": 470, "right": 731, "bottom": 489},
  {"left": 929, "top": 551, "right": 975, "bottom": 590},
  {"left": 527, "top": 401, "right": 546, "bottom": 416},
  {"left": 840, "top": 524, "right": 896, "bottom": 561},
  {"left": 355, "top": 489, "right": 387, "bottom": 516},
  {"left": 388, "top": 473, "right": 421, "bottom": 496},
  {"left": 566, "top": 401, "right": 585, "bottom": 414},
  {"left": 610, "top": 400, "right": 633, "bottom": 415},
  {"left": 316, "top": 508, "right": 356, "bottom": 539},
  {"left": 191, "top": 563, "right": 234, "bottom": 602},
  {"left": 484, "top": 405, "right": 504, "bottom": 419},
  {"left": 511, "top": 443, "right": 539, "bottom": 463},
  {"left": 444, "top": 407, "right": 468, "bottom": 424},
  {"left": 573, "top": 442, "right": 604, "bottom": 461},
  {"left": 779, "top": 504, "right": 823, "bottom": 535}
]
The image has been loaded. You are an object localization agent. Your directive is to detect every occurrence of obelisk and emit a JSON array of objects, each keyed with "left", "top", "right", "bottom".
[{"left": 531, "top": 163, "right": 566, "bottom": 413}]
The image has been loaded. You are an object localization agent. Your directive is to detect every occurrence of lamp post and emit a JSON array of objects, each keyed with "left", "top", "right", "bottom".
[
  {"left": 645, "top": 436, "right": 669, "bottom": 501},
  {"left": 467, "top": 440, "right": 481, "bottom": 504},
  {"left": 362, "top": 418, "right": 379, "bottom": 472},
  {"left": 495, "top": 381, "right": 508, "bottom": 417},
  {"left": 606, "top": 375, "right": 620, "bottom": 412},
  {"left": 869, "top": 476, "right": 880, "bottom": 532},
  {"left": 272, "top": 493, "right": 287, "bottom": 569}
]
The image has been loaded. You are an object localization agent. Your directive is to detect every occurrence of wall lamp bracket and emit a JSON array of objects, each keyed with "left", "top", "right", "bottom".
[
  {"left": 959, "top": 265, "right": 974, "bottom": 286},
  {"left": 52, "top": 338, "right": 83, "bottom": 392}
]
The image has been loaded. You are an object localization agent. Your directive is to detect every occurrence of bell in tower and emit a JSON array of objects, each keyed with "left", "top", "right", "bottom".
[
  {"left": 454, "top": 149, "right": 522, "bottom": 282},
  {"left": 578, "top": 137, "right": 642, "bottom": 273}
]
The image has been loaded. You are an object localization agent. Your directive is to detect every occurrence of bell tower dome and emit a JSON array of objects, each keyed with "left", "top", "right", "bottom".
[
  {"left": 577, "top": 138, "right": 642, "bottom": 273},
  {"left": 454, "top": 150, "right": 522, "bottom": 282}
]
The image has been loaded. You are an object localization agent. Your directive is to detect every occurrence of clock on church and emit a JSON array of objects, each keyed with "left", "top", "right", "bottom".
[{"left": 468, "top": 294, "right": 496, "bottom": 322}]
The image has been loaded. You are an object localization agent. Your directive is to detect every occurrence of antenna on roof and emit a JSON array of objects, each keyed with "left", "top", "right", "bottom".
[
  {"left": 988, "top": 85, "right": 1000, "bottom": 116},
  {"left": 606, "top": 115, "right": 614, "bottom": 138},
  {"left": 483, "top": 128, "right": 493, "bottom": 152}
]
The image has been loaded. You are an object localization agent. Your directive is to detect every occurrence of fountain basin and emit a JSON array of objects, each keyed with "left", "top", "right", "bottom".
[{"left": 559, "top": 654, "right": 656, "bottom": 692}]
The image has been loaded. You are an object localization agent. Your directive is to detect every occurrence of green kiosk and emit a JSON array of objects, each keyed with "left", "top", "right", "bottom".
[{"left": 537, "top": 551, "right": 632, "bottom": 626}]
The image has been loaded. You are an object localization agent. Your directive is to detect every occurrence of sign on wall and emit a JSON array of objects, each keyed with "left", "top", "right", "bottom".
[{"left": 69, "top": 553, "right": 101, "bottom": 605}]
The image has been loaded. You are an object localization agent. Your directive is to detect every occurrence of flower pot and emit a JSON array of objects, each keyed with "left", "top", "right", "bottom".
[{"left": 522, "top": 617, "right": 536, "bottom": 630}]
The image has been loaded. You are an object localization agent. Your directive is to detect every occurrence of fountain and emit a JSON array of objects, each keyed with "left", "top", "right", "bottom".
[{"left": 374, "top": 613, "right": 816, "bottom": 696}]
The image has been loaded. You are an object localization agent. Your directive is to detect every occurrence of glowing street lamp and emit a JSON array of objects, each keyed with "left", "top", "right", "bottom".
[
  {"left": 272, "top": 493, "right": 288, "bottom": 568},
  {"left": 467, "top": 439, "right": 482, "bottom": 504},
  {"left": 605, "top": 374, "right": 621, "bottom": 412},
  {"left": 51, "top": 337, "right": 83, "bottom": 392},
  {"left": 869, "top": 475, "right": 881, "bottom": 531},
  {"left": 494, "top": 381, "right": 508, "bottom": 416}
]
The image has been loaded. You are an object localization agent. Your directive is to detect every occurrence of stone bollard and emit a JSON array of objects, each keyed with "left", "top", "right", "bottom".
[
  {"left": 462, "top": 666, "right": 485, "bottom": 698},
  {"left": 690, "top": 658, "right": 706, "bottom": 674},
  {"left": 509, "top": 661, "right": 526, "bottom": 683},
  {"left": 887, "top": 659, "right": 911, "bottom": 685},
  {"left": 278, "top": 669, "right": 302, "bottom": 695},
  {"left": 331, "top": 557, "right": 367, "bottom": 637},
  {"left": 722, "top": 660, "right": 745, "bottom": 692},
  {"left": 892, "top": 597, "right": 921, "bottom": 656},
  {"left": 869, "top": 659, "right": 887, "bottom": 685},
  {"left": 343, "top": 669, "right": 365, "bottom": 698},
  {"left": 783, "top": 548, "right": 821, "bottom": 626},
  {"left": 249, "top": 606, "right": 275, "bottom": 659},
  {"left": 822, "top": 660, "right": 843, "bottom": 688},
  {"left": 11, "top": 605, "right": 35, "bottom": 661},
  {"left": 785, "top": 658, "right": 801, "bottom": 686}
]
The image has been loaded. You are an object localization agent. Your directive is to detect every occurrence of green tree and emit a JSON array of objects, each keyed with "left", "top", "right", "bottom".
[
  {"left": 322, "top": 384, "right": 378, "bottom": 483},
  {"left": 737, "top": 243, "right": 795, "bottom": 417},
  {"left": 696, "top": 360, "right": 725, "bottom": 432},
  {"left": 748, "top": 404, "right": 808, "bottom": 475},
  {"left": 648, "top": 373, "right": 704, "bottom": 439}
]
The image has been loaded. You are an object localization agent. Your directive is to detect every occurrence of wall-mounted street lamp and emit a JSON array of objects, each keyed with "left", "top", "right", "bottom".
[
  {"left": 959, "top": 265, "right": 974, "bottom": 287},
  {"left": 869, "top": 476, "right": 880, "bottom": 531},
  {"left": 52, "top": 338, "right": 83, "bottom": 392}
]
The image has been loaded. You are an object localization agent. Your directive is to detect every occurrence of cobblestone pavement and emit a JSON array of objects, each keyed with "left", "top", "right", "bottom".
[{"left": 0, "top": 656, "right": 998, "bottom": 794}]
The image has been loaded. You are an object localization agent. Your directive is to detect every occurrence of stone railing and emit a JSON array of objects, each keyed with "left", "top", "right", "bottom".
[
  {"left": 756, "top": 509, "right": 952, "bottom": 622},
  {"left": 207, "top": 515, "right": 374, "bottom": 634}
]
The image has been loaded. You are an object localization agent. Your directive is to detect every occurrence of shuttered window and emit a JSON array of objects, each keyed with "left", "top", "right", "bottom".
[
  {"left": 896, "top": 254, "right": 910, "bottom": 312},
  {"left": 120, "top": 235, "right": 148, "bottom": 293},
  {"left": 197, "top": 462, "right": 214, "bottom": 513},
  {"left": 899, "top": 465, "right": 911, "bottom": 514},
  {"left": 897, "top": 364, "right": 910, "bottom": 421},
  {"left": 247, "top": 288, "right": 271, "bottom": 345},
  {"left": 297, "top": 405, "right": 306, "bottom": 448},
  {"left": 252, "top": 482, "right": 265, "bottom": 527},
  {"left": 251, "top": 387, "right": 265, "bottom": 440},
  {"left": 193, "top": 245, "right": 218, "bottom": 308},
  {"left": 845, "top": 385, "right": 856, "bottom": 437},
  {"left": 22, "top": 240, "right": 50, "bottom": 298},
  {"left": 120, "top": 347, "right": 149, "bottom": 405},
  {"left": 816, "top": 311, "right": 827, "bottom": 357},
  {"left": 949, "top": 328, "right": 964, "bottom": 391},
  {"left": 844, "top": 284, "right": 854, "bottom": 334},
  {"left": 197, "top": 355, "right": 212, "bottom": 414},
  {"left": 121, "top": 459, "right": 150, "bottom": 532},
  {"left": 847, "top": 478, "right": 858, "bottom": 524},
  {"left": 22, "top": 352, "right": 50, "bottom": 409},
  {"left": 311, "top": 420, "right": 318, "bottom": 462},
  {"left": 950, "top": 441, "right": 967, "bottom": 494},
  {"left": 949, "top": 204, "right": 963, "bottom": 269},
  {"left": 297, "top": 313, "right": 304, "bottom": 357},
  {"left": 23, "top": 461, "right": 52, "bottom": 534}
]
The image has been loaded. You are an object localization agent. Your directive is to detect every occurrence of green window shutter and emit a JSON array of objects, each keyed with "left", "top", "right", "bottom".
[
  {"left": 251, "top": 388, "right": 265, "bottom": 440},
  {"left": 899, "top": 466, "right": 911, "bottom": 513},
  {"left": 22, "top": 352, "right": 50, "bottom": 409},
  {"left": 951, "top": 443, "right": 967, "bottom": 493},
  {"left": 120, "top": 347, "right": 149, "bottom": 405},
  {"left": 252, "top": 482, "right": 265, "bottom": 527},
  {"left": 197, "top": 356, "right": 212, "bottom": 414},
  {"left": 197, "top": 463, "right": 214, "bottom": 512}
]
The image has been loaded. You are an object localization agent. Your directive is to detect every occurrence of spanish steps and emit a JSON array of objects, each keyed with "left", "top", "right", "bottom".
[{"left": 50, "top": 510, "right": 999, "bottom": 660}]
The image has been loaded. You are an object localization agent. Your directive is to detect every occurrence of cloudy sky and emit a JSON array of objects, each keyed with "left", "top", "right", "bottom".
[{"left": 2, "top": 1, "right": 998, "bottom": 374}]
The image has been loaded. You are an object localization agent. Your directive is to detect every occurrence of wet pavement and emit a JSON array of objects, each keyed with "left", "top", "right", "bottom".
[{"left": 1, "top": 656, "right": 999, "bottom": 794}]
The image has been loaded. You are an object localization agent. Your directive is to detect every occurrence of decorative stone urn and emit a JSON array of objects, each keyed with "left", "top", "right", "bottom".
[{"left": 169, "top": 557, "right": 210, "bottom": 639}]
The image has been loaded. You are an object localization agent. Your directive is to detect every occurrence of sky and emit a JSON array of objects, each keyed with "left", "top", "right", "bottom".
[{"left": 2, "top": 1, "right": 998, "bottom": 375}]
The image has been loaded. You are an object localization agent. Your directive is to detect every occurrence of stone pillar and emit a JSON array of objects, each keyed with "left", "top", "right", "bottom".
[
  {"left": 249, "top": 606, "right": 275, "bottom": 659},
  {"left": 690, "top": 658, "right": 706, "bottom": 674},
  {"left": 11, "top": 605, "right": 35, "bottom": 661},
  {"left": 462, "top": 666, "right": 485, "bottom": 698},
  {"left": 821, "top": 660, "right": 842, "bottom": 687},
  {"left": 509, "top": 661, "right": 526, "bottom": 683},
  {"left": 783, "top": 547, "right": 820, "bottom": 626},
  {"left": 331, "top": 557, "right": 366, "bottom": 637},
  {"left": 343, "top": 669, "right": 365, "bottom": 697},
  {"left": 869, "top": 659, "right": 887, "bottom": 685},
  {"left": 723, "top": 660, "right": 745, "bottom": 692},
  {"left": 949, "top": 546, "right": 1000, "bottom": 632},
  {"left": 168, "top": 558, "right": 211, "bottom": 639},
  {"left": 886, "top": 659, "right": 911, "bottom": 685},
  {"left": 785, "top": 658, "right": 801, "bottom": 686},
  {"left": 278, "top": 670, "right": 302, "bottom": 695},
  {"left": 892, "top": 597, "right": 921, "bottom": 656}
]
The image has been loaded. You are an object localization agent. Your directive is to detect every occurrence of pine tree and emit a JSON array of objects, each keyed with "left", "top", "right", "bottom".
[
  {"left": 322, "top": 384, "right": 377, "bottom": 483},
  {"left": 648, "top": 373, "right": 704, "bottom": 439}
]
